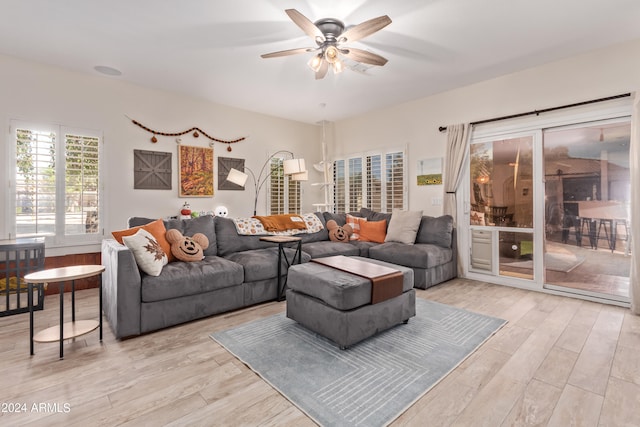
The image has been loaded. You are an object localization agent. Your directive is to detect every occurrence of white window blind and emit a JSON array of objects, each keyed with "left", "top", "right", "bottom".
[{"left": 12, "top": 121, "right": 102, "bottom": 245}]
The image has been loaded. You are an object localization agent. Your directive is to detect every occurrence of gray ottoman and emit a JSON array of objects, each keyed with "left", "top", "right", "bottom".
[{"left": 286, "top": 256, "right": 416, "bottom": 349}]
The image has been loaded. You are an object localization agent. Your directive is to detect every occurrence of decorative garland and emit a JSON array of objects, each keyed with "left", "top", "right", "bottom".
[{"left": 130, "top": 118, "right": 246, "bottom": 151}]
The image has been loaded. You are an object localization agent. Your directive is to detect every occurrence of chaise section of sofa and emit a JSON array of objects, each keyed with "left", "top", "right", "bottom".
[{"left": 367, "top": 214, "right": 456, "bottom": 289}]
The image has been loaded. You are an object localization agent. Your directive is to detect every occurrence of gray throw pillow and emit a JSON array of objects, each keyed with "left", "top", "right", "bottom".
[
  {"left": 415, "top": 215, "right": 454, "bottom": 248},
  {"left": 384, "top": 209, "right": 423, "bottom": 245}
]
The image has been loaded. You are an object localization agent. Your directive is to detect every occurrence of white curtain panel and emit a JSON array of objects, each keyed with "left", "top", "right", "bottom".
[
  {"left": 443, "top": 123, "right": 471, "bottom": 224},
  {"left": 443, "top": 123, "right": 471, "bottom": 277},
  {"left": 630, "top": 94, "right": 640, "bottom": 314}
]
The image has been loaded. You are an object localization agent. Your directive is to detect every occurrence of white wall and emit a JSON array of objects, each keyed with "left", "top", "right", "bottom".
[
  {"left": 332, "top": 38, "right": 640, "bottom": 217},
  {"left": 3, "top": 38, "right": 640, "bottom": 255},
  {"left": 0, "top": 55, "right": 322, "bottom": 255}
]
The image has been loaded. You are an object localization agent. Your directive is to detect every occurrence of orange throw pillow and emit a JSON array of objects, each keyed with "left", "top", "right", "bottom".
[
  {"left": 358, "top": 219, "right": 387, "bottom": 243},
  {"left": 111, "top": 218, "right": 174, "bottom": 262}
]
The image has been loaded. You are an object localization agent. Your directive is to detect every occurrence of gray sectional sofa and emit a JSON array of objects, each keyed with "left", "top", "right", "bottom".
[{"left": 101, "top": 209, "right": 456, "bottom": 338}]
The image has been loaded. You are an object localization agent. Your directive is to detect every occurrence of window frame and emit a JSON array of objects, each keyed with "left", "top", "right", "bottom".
[{"left": 8, "top": 120, "right": 103, "bottom": 247}]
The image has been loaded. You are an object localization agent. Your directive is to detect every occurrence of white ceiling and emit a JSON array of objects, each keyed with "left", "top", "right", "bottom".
[{"left": 2, "top": 0, "right": 640, "bottom": 124}]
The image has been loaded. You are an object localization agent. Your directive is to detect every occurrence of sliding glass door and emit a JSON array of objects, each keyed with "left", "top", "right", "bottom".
[
  {"left": 469, "top": 134, "right": 537, "bottom": 281},
  {"left": 543, "top": 119, "right": 631, "bottom": 300},
  {"left": 465, "top": 111, "right": 631, "bottom": 304}
]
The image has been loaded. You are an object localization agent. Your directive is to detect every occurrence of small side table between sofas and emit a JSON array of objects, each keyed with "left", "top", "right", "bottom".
[
  {"left": 25, "top": 265, "right": 105, "bottom": 359},
  {"left": 259, "top": 235, "right": 302, "bottom": 301}
]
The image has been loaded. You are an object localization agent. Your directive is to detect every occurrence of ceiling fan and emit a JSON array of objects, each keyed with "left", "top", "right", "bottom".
[{"left": 261, "top": 9, "right": 392, "bottom": 79}]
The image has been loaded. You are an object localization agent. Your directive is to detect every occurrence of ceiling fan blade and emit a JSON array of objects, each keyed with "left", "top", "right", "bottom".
[
  {"left": 261, "top": 47, "right": 314, "bottom": 58},
  {"left": 315, "top": 61, "right": 329, "bottom": 80},
  {"left": 342, "top": 48, "right": 388, "bottom": 66},
  {"left": 338, "top": 15, "right": 391, "bottom": 43},
  {"left": 285, "top": 9, "right": 325, "bottom": 42}
]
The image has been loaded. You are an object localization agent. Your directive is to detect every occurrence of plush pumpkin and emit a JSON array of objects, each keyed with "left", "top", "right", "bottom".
[
  {"left": 165, "top": 229, "right": 209, "bottom": 262},
  {"left": 326, "top": 219, "right": 354, "bottom": 243}
]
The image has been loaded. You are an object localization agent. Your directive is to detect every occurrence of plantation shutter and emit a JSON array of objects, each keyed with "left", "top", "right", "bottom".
[
  {"left": 269, "top": 158, "right": 286, "bottom": 214},
  {"left": 385, "top": 151, "right": 405, "bottom": 211},
  {"left": 366, "top": 154, "right": 382, "bottom": 211},
  {"left": 333, "top": 160, "right": 346, "bottom": 213},
  {"left": 269, "top": 158, "right": 301, "bottom": 214},
  {"left": 15, "top": 127, "right": 57, "bottom": 237},
  {"left": 348, "top": 157, "right": 362, "bottom": 212},
  {"left": 65, "top": 132, "right": 100, "bottom": 235}
]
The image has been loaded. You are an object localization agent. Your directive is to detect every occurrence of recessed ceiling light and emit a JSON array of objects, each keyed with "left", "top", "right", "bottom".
[{"left": 94, "top": 65, "right": 122, "bottom": 76}]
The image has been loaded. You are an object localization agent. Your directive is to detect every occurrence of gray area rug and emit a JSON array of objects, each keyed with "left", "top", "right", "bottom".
[{"left": 211, "top": 298, "right": 506, "bottom": 427}]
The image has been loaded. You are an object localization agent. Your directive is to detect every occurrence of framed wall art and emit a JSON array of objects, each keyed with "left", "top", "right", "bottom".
[
  {"left": 179, "top": 144, "right": 214, "bottom": 197},
  {"left": 133, "top": 149, "right": 172, "bottom": 190},
  {"left": 218, "top": 157, "right": 245, "bottom": 190},
  {"left": 417, "top": 157, "right": 443, "bottom": 186}
]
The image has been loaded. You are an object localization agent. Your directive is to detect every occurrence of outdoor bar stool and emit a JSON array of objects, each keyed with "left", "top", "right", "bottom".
[
  {"left": 580, "top": 218, "right": 597, "bottom": 249},
  {"left": 615, "top": 219, "right": 631, "bottom": 255},
  {"left": 596, "top": 219, "right": 616, "bottom": 252}
]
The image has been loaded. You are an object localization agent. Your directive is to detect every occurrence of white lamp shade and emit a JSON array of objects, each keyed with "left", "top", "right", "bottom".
[
  {"left": 291, "top": 170, "right": 308, "bottom": 181},
  {"left": 283, "top": 158, "right": 306, "bottom": 175},
  {"left": 226, "top": 168, "right": 248, "bottom": 187}
]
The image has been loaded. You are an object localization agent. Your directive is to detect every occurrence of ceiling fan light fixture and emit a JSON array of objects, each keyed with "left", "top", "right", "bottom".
[
  {"left": 324, "top": 45, "right": 340, "bottom": 64},
  {"left": 262, "top": 9, "right": 391, "bottom": 79},
  {"left": 333, "top": 60, "right": 344, "bottom": 74},
  {"left": 308, "top": 54, "right": 323, "bottom": 72}
]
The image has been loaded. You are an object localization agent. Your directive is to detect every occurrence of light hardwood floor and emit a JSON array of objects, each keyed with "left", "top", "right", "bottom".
[{"left": 1, "top": 279, "right": 639, "bottom": 426}]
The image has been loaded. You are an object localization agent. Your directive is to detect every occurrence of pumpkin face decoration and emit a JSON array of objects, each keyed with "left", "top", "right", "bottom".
[
  {"left": 165, "top": 229, "right": 209, "bottom": 262},
  {"left": 326, "top": 219, "right": 353, "bottom": 243}
]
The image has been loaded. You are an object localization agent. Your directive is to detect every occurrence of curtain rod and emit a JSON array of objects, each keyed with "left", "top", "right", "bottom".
[{"left": 438, "top": 93, "right": 631, "bottom": 132}]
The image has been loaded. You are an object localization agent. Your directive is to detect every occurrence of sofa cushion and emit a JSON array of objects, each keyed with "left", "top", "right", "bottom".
[
  {"left": 347, "top": 241, "right": 379, "bottom": 257},
  {"left": 224, "top": 248, "right": 312, "bottom": 282},
  {"left": 359, "top": 208, "right": 393, "bottom": 228},
  {"left": 368, "top": 242, "right": 453, "bottom": 269},
  {"left": 416, "top": 215, "right": 454, "bottom": 248},
  {"left": 384, "top": 210, "right": 423, "bottom": 245},
  {"left": 140, "top": 256, "right": 243, "bottom": 302},
  {"left": 301, "top": 241, "right": 360, "bottom": 259},
  {"left": 215, "top": 217, "right": 272, "bottom": 256}
]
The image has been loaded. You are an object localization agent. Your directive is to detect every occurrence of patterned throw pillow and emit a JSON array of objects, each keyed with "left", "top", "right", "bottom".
[
  {"left": 302, "top": 212, "right": 324, "bottom": 233},
  {"left": 112, "top": 218, "right": 174, "bottom": 262},
  {"left": 346, "top": 214, "right": 367, "bottom": 241},
  {"left": 122, "top": 228, "right": 168, "bottom": 276}
]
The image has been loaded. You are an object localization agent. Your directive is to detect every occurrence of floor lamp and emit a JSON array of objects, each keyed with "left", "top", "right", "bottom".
[{"left": 225, "top": 151, "right": 307, "bottom": 215}]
